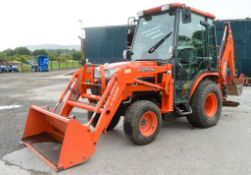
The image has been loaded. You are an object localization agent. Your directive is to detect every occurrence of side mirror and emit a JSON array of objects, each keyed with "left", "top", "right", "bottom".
[
  {"left": 200, "top": 20, "right": 209, "bottom": 28},
  {"left": 127, "top": 25, "right": 135, "bottom": 47},
  {"left": 127, "top": 17, "right": 137, "bottom": 26},
  {"left": 123, "top": 49, "right": 133, "bottom": 60},
  {"left": 181, "top": 7, "right": 192, "bottom": 24},
  {"left": 127, "top": 17, "right": 137, "bottom": 48}
]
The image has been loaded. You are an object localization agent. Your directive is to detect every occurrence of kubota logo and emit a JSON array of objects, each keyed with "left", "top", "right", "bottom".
[{"left": 138, "top": 67, "right": 155, "bottom": 72}]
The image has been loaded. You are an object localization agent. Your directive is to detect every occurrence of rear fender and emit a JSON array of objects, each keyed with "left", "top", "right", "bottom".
[{"left": 189, "top": 72, "right": 219, "bottom": 99}]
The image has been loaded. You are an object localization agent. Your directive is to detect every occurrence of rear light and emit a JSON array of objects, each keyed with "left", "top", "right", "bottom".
[
  {"left": 138, "top": 4, "right": 170, "bottom": 17},
  {"left": 161, "top": 5, "right": 170, "bottom": 11},
  {"left": 137, "top": 11, "right": 144, "bottom": 17}
]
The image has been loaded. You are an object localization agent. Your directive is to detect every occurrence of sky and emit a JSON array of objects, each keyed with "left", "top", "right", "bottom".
[{"left": 0, "top": 0, "right": 250, "bottom": 51}]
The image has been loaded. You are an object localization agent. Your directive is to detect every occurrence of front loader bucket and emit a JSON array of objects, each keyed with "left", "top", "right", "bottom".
[
  {"left": 22, "top": 105, "right": 96, "bottom": 171},
  {"left": 226, "top": 80, "right": 243, "bottom": 96}
]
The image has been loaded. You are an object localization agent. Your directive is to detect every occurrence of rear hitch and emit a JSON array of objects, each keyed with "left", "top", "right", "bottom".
[{"left": 223, "top": 100, "right": 240, "bottom": 107}]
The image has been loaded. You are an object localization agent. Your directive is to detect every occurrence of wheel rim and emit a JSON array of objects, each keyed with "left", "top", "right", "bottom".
[
  {"left": 139, "top": 111, "right": 158, "bottom": 137},
  {"left": 204, "top": 92, "right": 218, "bottom": 118}
]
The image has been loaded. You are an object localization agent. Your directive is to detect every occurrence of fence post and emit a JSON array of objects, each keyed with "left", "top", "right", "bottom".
[
  {"left": 21, "top": 57, "right": 23, "bottom": 72},
  {"left": 51, "top": 58, "right": 53, "bottom": 71}
]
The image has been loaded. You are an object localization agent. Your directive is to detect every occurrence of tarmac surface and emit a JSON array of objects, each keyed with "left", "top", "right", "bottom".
[{"left": 0, "top": 70, "right": 251, "bottom": 175}]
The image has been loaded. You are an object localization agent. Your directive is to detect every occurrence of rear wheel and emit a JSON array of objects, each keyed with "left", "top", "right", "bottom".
[
  {"left": 187, "top": 79, "right": 222, "bottom": 128},
  {"left": 123, "top": 100, "right": 161, "bottom": 145}
]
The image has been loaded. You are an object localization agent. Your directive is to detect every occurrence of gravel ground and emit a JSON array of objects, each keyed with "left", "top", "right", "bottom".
[{"left": 0, "top": 70, "right": 250, "bottom": 175}]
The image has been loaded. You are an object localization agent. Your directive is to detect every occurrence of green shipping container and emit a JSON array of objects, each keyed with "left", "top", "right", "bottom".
[
  {"left": 215, "top": 20, "right": 251, "bottom": 76},
  {"left": 85, "top": 25, "right": 128, "bottom": 64}
]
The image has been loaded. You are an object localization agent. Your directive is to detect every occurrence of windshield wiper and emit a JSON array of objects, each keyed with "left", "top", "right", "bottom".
[{"left": 148, "top": 32, "right": 172, "bottom": 53}]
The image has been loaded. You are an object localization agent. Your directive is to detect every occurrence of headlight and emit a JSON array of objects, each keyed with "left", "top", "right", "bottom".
[
  {"left": 94, "top": 70, "right": 101, "bottom": 78},
  {"left": 94, "top": 69, "right": 118, "bottom": 79}
]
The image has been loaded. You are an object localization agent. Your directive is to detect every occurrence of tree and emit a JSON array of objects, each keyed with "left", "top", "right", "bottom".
[
  {"left": 56, "top": 49, "right": 61, "bottom": 55},
  {"left": 15, "top": 47, "right": 31, "bottom": 55},
  {"left": 4, "top": 49, "right": 16, "bottom": 56},
  {"left": 33, "top": 49, "right": 47, "bottom": 56},
  {"left": 72, "top": 51, "right": 81, "bottom": 60},
  {"left": 0, "top": 51, "right": 7, "bottom": 61}
]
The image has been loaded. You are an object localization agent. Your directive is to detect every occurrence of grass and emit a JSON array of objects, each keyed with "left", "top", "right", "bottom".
[
  {"left": 14, "top": 61, "right": 32, "bottom": 72},
  {"left": 50, "top": 60, "right": 81, "bottom": 70}
]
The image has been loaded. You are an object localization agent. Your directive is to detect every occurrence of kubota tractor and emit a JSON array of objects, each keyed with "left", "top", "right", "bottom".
[{"left": 22, "top": 3, "right": 243, "bottom": 171}]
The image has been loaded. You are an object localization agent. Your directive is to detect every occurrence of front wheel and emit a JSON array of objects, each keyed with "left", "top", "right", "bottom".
[
  {"left": 123, "top": 100, "right": 162, "bottom": 145},
  {"left": 187, "top": 79, "right": 222, "bottom": 128},
  {"left": 87, "top": 110, "right": 122, "bottom": 131}
]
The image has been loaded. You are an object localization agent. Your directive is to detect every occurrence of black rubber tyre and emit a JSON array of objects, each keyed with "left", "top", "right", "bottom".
[
  {"left": 187, "top": 79, "right": 222, "bottom": 128},
  {"left": 123, "top": 100, "right": 162, "bottom": 145},
  {"left": 87, "top": 110, "right": 122, "bottom": 131}
]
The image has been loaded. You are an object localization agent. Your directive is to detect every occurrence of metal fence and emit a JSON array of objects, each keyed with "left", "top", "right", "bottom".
[
  {"left": 1, "top": 60, "right": 82, "bottom": 73},
  {"left": 49, "top": 60, "right": 82, "bottom": 71}
]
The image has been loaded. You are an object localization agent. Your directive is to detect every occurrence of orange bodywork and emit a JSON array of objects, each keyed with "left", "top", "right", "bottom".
[
  {"left": 189, "top": 72, "right": 219, "bottom": 98},
  {"left": 218, "top": 23, "right": 236, "bottom": 84},
  {"left": 22, "top": 105, "right": 95, "bottom": 171},
  {"left": 170, "top": 2, "right": 215, "bottom": 19},
  {"left": 144, "top": 2, "right": 215, "bottom": 19}
]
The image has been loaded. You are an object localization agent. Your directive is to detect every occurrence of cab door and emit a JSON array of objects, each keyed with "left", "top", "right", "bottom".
[{"left": 174, "top": 12, "right": 208, "bottom": 105}]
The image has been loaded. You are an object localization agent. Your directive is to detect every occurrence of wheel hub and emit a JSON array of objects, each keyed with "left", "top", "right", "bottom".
[
  {"left": 139, "top": 111, "right": 158, "bottom": 137},
  {"left": 204, "top": 92, "right": 218, "bottom": 117}
]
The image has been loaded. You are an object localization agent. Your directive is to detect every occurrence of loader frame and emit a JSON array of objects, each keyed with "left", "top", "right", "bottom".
[{"left": 60, "top": 63, "right": 174, "bottom": 142}]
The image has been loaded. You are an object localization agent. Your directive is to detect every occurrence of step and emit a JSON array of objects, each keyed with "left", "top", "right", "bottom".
[
  {"left": 175, "top": 105, "right": 192, "bottom": 116},
  {"left": 223, "top": 100, "right": 240, "bottom": 107}
]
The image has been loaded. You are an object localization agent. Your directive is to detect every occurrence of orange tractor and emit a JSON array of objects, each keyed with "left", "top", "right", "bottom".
[{"left": 22, "top": 3, "right": 243, "bottom": 171}]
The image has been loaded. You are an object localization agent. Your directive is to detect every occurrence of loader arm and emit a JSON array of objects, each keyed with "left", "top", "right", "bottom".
[{"left": 218, "top": 22, "right": 243, "bottom": 96}]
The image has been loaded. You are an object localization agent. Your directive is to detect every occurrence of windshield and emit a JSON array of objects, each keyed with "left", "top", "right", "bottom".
[{"left": 131, "top": 11, "right": 175, "bottom": 60}]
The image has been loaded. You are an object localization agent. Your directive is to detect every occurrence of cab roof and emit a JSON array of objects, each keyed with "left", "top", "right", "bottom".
[{"left": 143, "top": 2, "right": 216, "bottom": 19}]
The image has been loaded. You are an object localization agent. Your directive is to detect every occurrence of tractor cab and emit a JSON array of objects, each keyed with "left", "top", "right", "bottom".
[{"left": 124, "top": 3, "right": 217, "bottom": 106}]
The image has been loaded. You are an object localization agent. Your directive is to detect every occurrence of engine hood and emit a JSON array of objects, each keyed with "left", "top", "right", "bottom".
[
  {"left": 93, "top": 61, "right": 158, "bottom": 79},
  {"left": 103, "top": 61, "right": 158, "bottom": 70}
]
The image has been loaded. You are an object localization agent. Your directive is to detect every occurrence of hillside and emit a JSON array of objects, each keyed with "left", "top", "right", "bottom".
[{"left": 25, "top": 44, "right": 80, "bottom": 51}]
